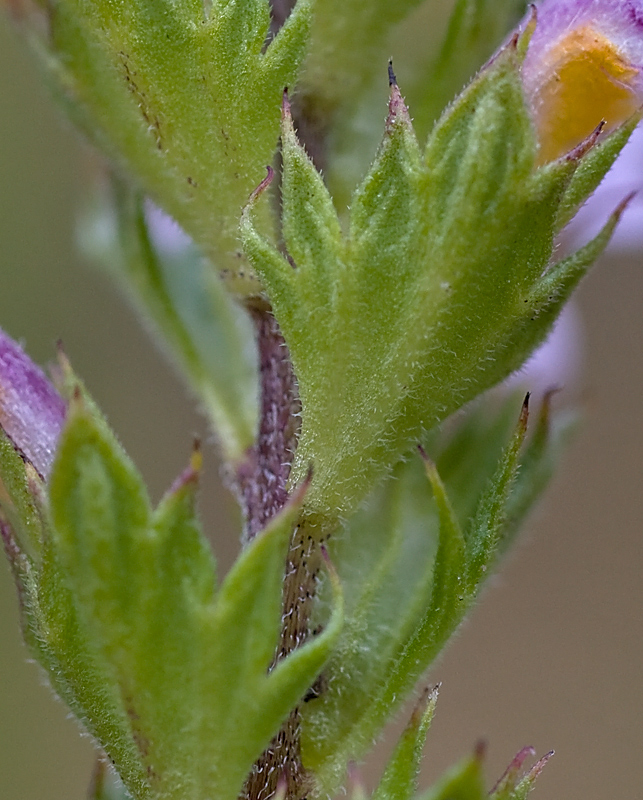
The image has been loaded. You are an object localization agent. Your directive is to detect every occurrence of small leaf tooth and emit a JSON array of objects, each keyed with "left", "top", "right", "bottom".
[
  {"left": 282, "top": 87, "right": 292, "bottom": 119},
  {"left": 165, "top": 453, "right": 201, "bottom": 500},
  {"left": 288, "top": 466, "right": 313, "bottom": 509},
  {"left": 615, "top": 190, "right": 638, "bottom": 216},
  {"left": 319, "top": 543, "right": 342, "bottom": 603},
  {"left": 409, "top": 683, "right": 439, "bottom": 729},
  {"left": 519, "top": 392, "right": 530, "bottom": 432},
  {"left": 525, "top": 749, "right": 554, "bottom": 782},
  {"left": 247, "top": 165, "right": 275, "bottom": 204},
  {"left": 0, "top": 516, "right": 25, "bottom": 572},
  {"left": 388, "top": 59, "right": 397, "bottom": 87},
  {"left": 490, "top": 745, "right": 537, "bottom": 794},
  {"left": 565, "top": 120, "right": 606, "bottom": 162},
  {"left": 52, "top": 339, "right": 74, "bottom": 392},
  {"left": 387, "top": 80, "right": 412, "bottom": 134},
  {"left": 536, "top": 191, "right": 634, "bottom": 311},
  {"left": 474, "top": 739, "right": 487, "bottom": 763},
  {"left": 190, "top": 436, "right": 203, "bottom": 474},
  {"left": 88, "top": 756, "right": 110, "bottom": 800}
]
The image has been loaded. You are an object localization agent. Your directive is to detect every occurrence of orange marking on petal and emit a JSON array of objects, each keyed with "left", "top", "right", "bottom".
[{"left": 533, "top": 25, "right": 640, "bottom": 163}]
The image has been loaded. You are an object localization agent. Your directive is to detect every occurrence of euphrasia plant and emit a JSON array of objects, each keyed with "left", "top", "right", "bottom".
[{"left": 0, "top": 0, "right": 641, "bottom": 798}]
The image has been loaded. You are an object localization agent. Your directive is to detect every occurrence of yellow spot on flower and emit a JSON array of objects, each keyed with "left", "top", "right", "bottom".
[{"left": 533, "top": 25, "right": 640, "bottom": 163}]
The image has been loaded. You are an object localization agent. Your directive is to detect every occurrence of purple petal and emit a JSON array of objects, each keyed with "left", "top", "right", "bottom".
[
  {"left": 0, "top": 330, "right": 66, "bottom": 480},
  {"left": 522, "top": 0, "right": 643, "bottom": 162},
  {"left": 525, "top": 0, "right": 643, "bottom": 90},
  {"left": 144, "top": 201, "right": 192, "bottom": 256}
]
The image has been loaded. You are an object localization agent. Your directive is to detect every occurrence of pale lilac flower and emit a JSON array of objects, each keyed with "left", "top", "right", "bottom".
[
  {"left": 0, "top": 330, "right": 65, "bottom": 480},
  {"left": 144, "top": 201, "right": 193, "bottom": 256},
  {"left": 523, "top": 0, "right": 643, "bottom": 163}
]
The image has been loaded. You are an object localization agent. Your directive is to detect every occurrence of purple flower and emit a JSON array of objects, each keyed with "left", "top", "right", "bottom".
[
  {"left": 0, "top": 329, "right": 66, "bottom": 480},
  {"left": 144, "top": 201, "right": 192, "bottom": 256},
  {"left": 523, "top": 0, "right": 643, "bottom": 163}
]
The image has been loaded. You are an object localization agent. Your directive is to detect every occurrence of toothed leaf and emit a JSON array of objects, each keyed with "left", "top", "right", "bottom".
[
  {"left": 244, "top": 41, "right": 598, "bottom": 527},
  {"left": 47, "top": 399, "right": 342, "bottom": 800},
  {"left": 39, "top": 0, "right": 312, "bottom": 283}
]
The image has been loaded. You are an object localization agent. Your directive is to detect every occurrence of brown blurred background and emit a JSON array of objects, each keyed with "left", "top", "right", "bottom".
[{"left": 1, "top": 8, "right": 642, "bottom": 800}]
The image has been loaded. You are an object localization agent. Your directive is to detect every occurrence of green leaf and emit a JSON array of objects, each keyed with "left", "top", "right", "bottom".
[
  {"left": 48, "top": 398, "right": 341, "bottom": 800},
  {"left": 372, "top": 686, "right": 439, "bottom": 800},
  {"left": 39, "top": 0, "right": 312, "bottom": 286},
  {"left": 462, "top": 397, "right": 528, "bottom": 592},
  {"left": 418, "top": 750, "right": 486, "bottom": 800},
  {"left": 506, "top": 196, "right": 633, "bottom": 367},
  {"left": 302, "top": 396, "right": 559, "bottom": 796},
  {"left": 83, "top": 179, "right": 259, "bottom": 462},
  {"left": 0, "top": 428, "right": 46, "bottom": 562},
  {"left": 280, "top": 94, "right": 346, "bottom": 288},
  {"left": 0, "top": 426, "right": 147, "bottom": 797},
  {"left": 244, "top": 40, "right": 583, "bottom": 527}
]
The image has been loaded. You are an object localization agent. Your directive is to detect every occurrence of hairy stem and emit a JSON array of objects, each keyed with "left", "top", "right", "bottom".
[
  {"left": 236, "top": 305, "right": 300, "bottom": 543},
  {"left": 237, "top": 306, "right": 322, "bottom": 800}
]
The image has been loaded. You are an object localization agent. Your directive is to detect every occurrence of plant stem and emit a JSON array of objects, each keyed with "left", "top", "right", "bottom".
[
  {"left": 238, "top": 306, "right": 322, "bottom": 800},
  {"left": 237, "top": 305, "right": 301, "bottom": 543}
]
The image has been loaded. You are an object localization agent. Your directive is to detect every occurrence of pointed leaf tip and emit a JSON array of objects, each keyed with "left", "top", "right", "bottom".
[
  {"left": 319, "top": 543, "right": 341, "bottom": 595},
  {"left": 388, "top": 60, "right": 397, "bottom": 87},
  {"left": 490, "top": 746, "right": 536, "bottom": 795},
  {"left": 372, "top": 684, "right": 438, "bottom": 800},
  {"left": 386, "top": 80, "right": 412, "bottom": 133},
  {"left": 408, "top": 683, "right": 439, "bottom": 734},
  {"left": 490, "top": 748, "right": 553, "bottom": 799},
  {"left": 248, "top": 166, "right": 275, "bottom": 205},
  {"left": 519, "top": 393, "right": 530, "bottom": 430},
  {"left": 526, "top": 750, "right": 554, "bottom": 782},
  {"left": 190, "top": 437, "right": 203, "bottom": 475},
  {"left": 474, "top": 740, "right": 487, "bottom": 762},
  {"left": 282, "top": 87, "right": 292, "bottom": 117},
  {"left": 566, "top": 120, "right": 606, "bottom": 162}
]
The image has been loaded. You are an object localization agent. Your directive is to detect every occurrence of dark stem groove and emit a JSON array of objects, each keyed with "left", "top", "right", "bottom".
[{"left": 237, "top": 306, "right": 321, "bottom": 800}]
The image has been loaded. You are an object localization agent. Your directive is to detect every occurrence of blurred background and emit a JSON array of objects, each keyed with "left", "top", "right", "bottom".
[{"left": 1, "top": 7, "right": 642, "bottom": 800}]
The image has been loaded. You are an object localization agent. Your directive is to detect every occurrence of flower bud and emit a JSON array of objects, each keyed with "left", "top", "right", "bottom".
[
  {"left": 0, "top": 329, "right": 65, "bottom": 481},
  {"left": 523, "top": 0, "right": 643, "bottom": 163}
]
